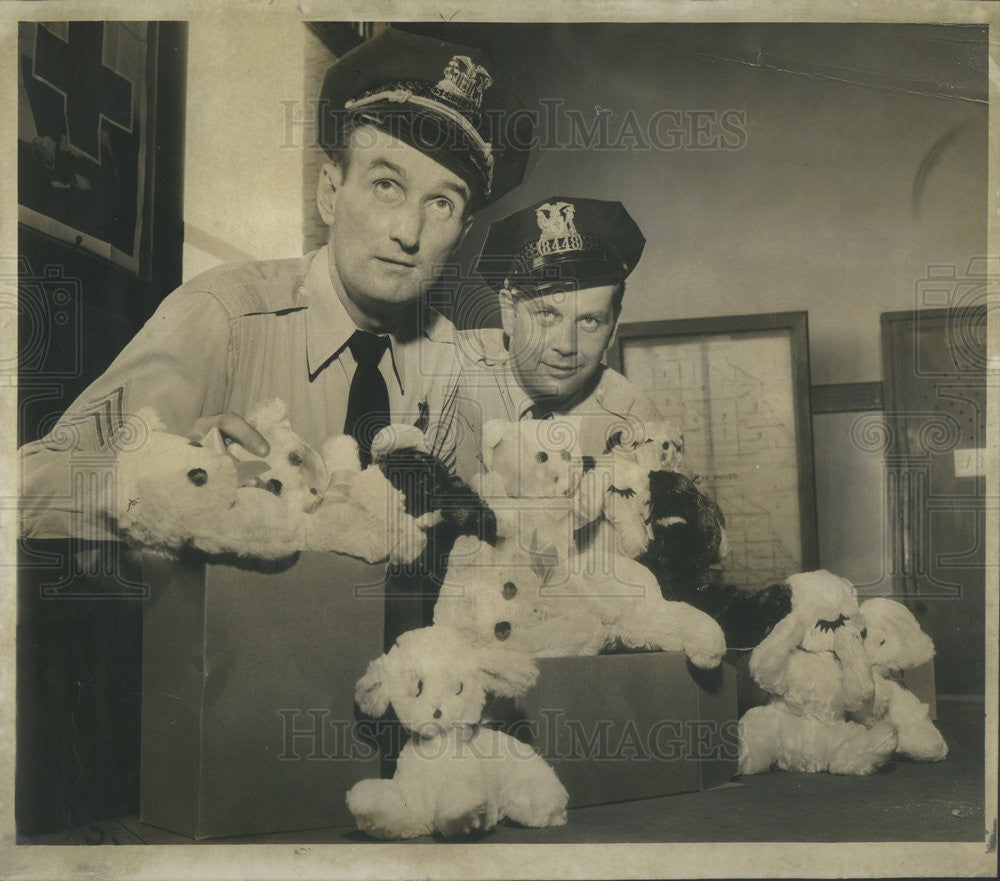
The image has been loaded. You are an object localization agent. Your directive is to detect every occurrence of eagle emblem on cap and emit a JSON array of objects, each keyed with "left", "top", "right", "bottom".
[
  {"left": 437, "top": 56, "right": 493, "bottom": 109},
  {"left": 536, "top": 202, "right": 577, "bottom": 240}
]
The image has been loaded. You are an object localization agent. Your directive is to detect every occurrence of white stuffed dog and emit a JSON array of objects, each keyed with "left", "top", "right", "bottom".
[
  {"left": 346, "top": 626, "right": 569, "bottom": 839},
  {"left": 738, "top": 570, "right": 898, "bottom": 775},
  {"left": 852, "top": 598, "right": 948, "bottom": 761},
  {"left": 435, "top": 535, "right": 726, "bottom": 668}
]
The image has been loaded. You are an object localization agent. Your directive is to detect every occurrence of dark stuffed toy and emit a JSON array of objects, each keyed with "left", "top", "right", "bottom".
[
  {"left": 636, "top": 471, "right": 789, "bottom": 650},
  {"left": 371, "top": 426, "right": 497, "bottom": 647}
]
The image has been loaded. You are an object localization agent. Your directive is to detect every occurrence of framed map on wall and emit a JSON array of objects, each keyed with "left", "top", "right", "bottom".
[{"left": 608, "top": 311, "right": 819, "bottom": 590}]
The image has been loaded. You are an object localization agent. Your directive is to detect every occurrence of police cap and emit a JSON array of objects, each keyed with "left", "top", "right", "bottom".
[
  {"left": 318, "top": 28, "right": 532, "bottom": 208},
  {"left": 477, "top": 196, "right": 646, "bottom": 296}
]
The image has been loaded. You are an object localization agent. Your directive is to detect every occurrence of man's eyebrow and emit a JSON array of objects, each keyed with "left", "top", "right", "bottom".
[
  {"left": 365, "top": 157, "right": 408, "bottom": 178},
  {"left": 436, "top": 179, "right": 471, "bottom": 203}
]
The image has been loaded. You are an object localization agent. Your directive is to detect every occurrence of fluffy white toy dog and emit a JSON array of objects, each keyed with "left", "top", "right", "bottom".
[
  {"left": 435, "top": 535, "right": 727, "bottom": 668},
  {"left": 738, "top": 570, "right": 898, "bottom": 775},
  {"left": 346, "top": 626, "right": 569, "bottom": 840},
  {"left": 852, "top": 598, "right": 948, "bottom": 761},
  {"left": 112, "top": 403, "right": 427, "bottom": 563}
]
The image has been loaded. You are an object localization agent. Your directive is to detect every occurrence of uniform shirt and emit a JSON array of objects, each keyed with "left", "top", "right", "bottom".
[
  {"left": 452, "top": 328, "right": 662, "bottom": 485},
  {"left": 19, "top": 246, "right": 463, "bottom": 538}
]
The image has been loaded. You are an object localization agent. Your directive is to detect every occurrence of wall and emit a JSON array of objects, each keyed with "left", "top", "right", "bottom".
[{"left": 182, "top": 18, "right": 328, "bottom": 279}]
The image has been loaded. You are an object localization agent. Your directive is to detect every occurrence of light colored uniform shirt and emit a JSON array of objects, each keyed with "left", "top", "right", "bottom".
[
  {"left": 452, "top": 328, "right": 663, "bottom": 486},
  {"left": 19, "top": 246, "right": 463, "bottom": 538}
]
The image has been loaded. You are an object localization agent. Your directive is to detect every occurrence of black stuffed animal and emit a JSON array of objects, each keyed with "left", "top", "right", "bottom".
[
  {"left": 637, "top": 469, "right": 726, "bottom": 601},
  {"left": 375, "top": 443, "right": 497, "bottom": 648},
  {"left": 636, "top": 470, "right": 790, "bottom": 649}
]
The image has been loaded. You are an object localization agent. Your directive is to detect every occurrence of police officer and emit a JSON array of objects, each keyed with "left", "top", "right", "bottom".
[
  {"left": 21, "top": 28, "right": 533, "bottom": 536},
  {"left": 455, "top": 196, "right": 661, "bottom": 483}
]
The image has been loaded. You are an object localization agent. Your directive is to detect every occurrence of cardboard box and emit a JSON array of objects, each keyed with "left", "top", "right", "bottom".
[
  {"left": 140, "top": 551, "right": 388, "bottom": 839},
  {"left": 502, "top": 653, "right": 738, "bottom": 807}
]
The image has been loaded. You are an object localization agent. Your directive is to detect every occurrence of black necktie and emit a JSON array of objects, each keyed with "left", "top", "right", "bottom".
[{"left": 344, "top": 330, "right": 390, "bottom": 466}]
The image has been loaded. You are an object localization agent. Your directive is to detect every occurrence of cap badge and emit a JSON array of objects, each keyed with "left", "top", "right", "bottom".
[
  {"left": 437, "top": 56, "right": 493, "bottom": 109},
  {"left": 535, "top": 202, "right": 582, "bottom": 255}
]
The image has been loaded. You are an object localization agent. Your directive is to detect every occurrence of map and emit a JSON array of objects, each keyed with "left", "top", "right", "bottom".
[{"left": 623, "top": 331, "right": 802, "bottom": 590}]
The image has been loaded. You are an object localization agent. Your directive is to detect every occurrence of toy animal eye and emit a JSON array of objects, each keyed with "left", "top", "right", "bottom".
[
  {"left": 414, "top": 679, "right": 423, "bottom": 697},
  {"left": 187, "top": 468, "right": 207, "bottom": 486},
  {"left": 263, "top": 478, "right": 283, "bottom": 496},
  {"left": 502, "top": 581, "right": 517, "bottom": 600},
  {"left": 560, "top": 449, "right": 571, "bottom": 461},
  {"left": 288, "top": 451, "right": 303, "bottom": 466},
  {"left": 494, "top": 621, "right": 512, "bottom": 641},
  {"left": 456, "top": 682, "right": 463, "bottom": 695},
  {"left": 860, "top": 627, "right": 868, "bottom": 640},
  {"left": 535, "top": 451, "right": 548, "bottom": 463},
  {"left": 188, "top": 440, "right": 202, "bottom": 448},
  {"left": 662, "top": 441, "right": 671, "bottom": 450}
]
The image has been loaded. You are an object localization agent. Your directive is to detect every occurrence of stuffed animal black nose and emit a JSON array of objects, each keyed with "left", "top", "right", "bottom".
[
  {"left": 494, "top": 621, "right": 512, "bottom": 641},
  {"left": 433, "top": 708, "right": 442, "bottom": 719}
]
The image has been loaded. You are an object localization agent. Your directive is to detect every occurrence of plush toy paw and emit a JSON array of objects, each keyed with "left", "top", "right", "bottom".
[
  {"left": 434, "top": 787, "right": 494, "bottom": 838},
  {"left": 828, "top": 721, "right": 897, "bottom": 775},
  {"left": 683, "top": 620, "right": 728, "bottom": 670},
  {"left": 501, "top": 773, "right": 570, "bottom": 828},
  {"left": 345, "top": 778, "right": 431, "bottom": 840},
  {"left": 896, "top": 717, "right": 948, "bottom": 762}
]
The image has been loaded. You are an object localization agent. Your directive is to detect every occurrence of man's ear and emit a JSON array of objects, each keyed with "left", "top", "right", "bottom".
[
  {"left": 499, "top": 287, "right": 516, "bottom": 338},
  {"left": 458, "top": 212, "right": 475, "bottom": 248},
  {"left": 316, "top": 162, "right": 344, "bottom": 226}
]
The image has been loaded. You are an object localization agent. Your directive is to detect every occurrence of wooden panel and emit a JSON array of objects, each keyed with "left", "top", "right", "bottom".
[
  {"left": 810, "top": 382, "right": 884, "bottom": 414},
  {"left": 880, "top": 306, "right": 986, "bottom": 695}
]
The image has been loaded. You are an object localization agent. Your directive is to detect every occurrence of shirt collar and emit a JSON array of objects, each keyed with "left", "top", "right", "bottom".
[
  {"left": 503, "top": 363, "right": 539, "bottom": 421},
  {"left": 303, "top": 246, "right": 405, "bottom": 392}
]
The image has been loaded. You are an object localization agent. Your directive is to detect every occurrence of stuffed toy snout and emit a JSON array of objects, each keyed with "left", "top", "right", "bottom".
[{"left": 354, "top": 625, "right": 539, "bottom": 736}]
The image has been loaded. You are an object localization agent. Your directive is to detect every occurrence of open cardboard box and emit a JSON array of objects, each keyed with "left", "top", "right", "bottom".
[
  {"left": 497, "top": 652, "right": 739, "bottom": 807},
  {"left": 140, "top": 551, "right": 388, "bottom": 840}
]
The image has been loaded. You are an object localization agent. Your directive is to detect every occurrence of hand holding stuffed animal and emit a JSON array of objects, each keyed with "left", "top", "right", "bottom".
[
  {"left": 738, "top": 570, "right": 898, "bottom": 776},
  {"left": 851, "top": 598, "right": 947, "bottom": 761},
  {"left": 346, "top": 626, "right": 568, "bottom": 840},
  {"left": 110, "top": 401, "right": 427, "bottom": 564}
]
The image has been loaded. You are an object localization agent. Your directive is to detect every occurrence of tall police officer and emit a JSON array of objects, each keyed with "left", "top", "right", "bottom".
[{"left": 21, "top": 29, "right": 532, "bottom": 536}]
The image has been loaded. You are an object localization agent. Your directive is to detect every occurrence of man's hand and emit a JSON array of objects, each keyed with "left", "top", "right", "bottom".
[{"left": 189, "top": 413, "right": 270, "bottom": 457}]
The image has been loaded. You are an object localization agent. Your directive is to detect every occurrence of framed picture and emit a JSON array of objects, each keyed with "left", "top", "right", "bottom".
[
  {"left": 17, "top": 21, "right": 159, "bottom": 279},
  {"left": 608, "top": 311, "right": 818, "bottom": 590}
]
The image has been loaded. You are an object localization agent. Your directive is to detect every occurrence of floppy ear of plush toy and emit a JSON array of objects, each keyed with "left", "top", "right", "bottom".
[
  {"left": 738, "top": 570, "right": 898, "bottom": 776},
  {"left": 435, "top": 535, "right": 727, "bottom": 669},
  {"left": 346, "top": 626, "right": 568, "bottom": 840},
  {"left": 850, "top": 598, "right": 947, "bottom": 761}
]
